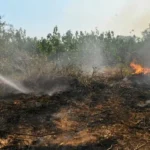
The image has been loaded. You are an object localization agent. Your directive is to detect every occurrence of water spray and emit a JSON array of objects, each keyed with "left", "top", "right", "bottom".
[{"left": 0, "top": 74, "right": 30, "bottom": 94}]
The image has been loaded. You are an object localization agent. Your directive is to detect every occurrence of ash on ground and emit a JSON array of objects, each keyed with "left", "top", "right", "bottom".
[{"left": 0, "top": 74, "right": 150, "bottom": 149}]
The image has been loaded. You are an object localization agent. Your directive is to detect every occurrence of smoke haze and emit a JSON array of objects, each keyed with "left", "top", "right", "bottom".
[{"left": 107, "top": 0, "right": 150, "bottom": 36}]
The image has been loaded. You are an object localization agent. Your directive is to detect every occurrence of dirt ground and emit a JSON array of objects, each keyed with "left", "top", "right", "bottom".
[{"left": 0, "top": 75, "right": 150, "bottom": 150}]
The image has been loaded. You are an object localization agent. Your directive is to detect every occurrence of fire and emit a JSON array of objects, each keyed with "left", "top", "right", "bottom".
[{"left": 130, "top": 62, "right": 150, "bottom": 74}]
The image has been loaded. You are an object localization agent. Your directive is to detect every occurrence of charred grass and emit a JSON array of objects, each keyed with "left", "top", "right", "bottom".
[{"left": 0, "top": 68, "right": 150, "bottom": 150}]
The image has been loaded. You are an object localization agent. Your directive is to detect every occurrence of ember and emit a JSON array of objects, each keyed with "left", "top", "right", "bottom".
[{"left": 130, "top": 62, "right": 150, "bottom": 74}]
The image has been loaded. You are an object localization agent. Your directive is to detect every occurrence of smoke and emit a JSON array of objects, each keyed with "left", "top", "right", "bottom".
[
  {"left": 0, "top": 37, "right": 106, "bottom": 97},
  {"left": 0, "top": 73, "right": 73, "bottom": 97},
  {"left": 107, "top": 0, "right": 150, "bottom": 36},
  {"left": 136, "top": 40, "right": 150, "bottom": 67},
  {"left": 78, "top": 43, "right": 104, "bottom": 74},
  {"left": 53, "top": 40, "right": 105, "bottom": 75},
  {"left": 22, "top": 75, "right": 72, "bottom": 96},
  {"left": 0, "top": 48, "right": 71, "bottom": 96}
]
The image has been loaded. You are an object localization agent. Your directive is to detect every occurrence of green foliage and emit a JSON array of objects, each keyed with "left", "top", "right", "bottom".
[{"left": 1, "top": 16, "right": 150, "bottom": 67}]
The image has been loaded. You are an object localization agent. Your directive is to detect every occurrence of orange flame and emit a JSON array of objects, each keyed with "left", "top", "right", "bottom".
[{"left": 130, "top": 62, "right": 150, "bottom": 74}]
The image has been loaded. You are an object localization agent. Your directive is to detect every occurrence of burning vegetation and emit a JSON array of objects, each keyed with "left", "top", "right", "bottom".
[
  {"left": 0, "top": 17, "right": 150, "bottom": 149},
  {"left": 130, "top": 62, "right": 150, "bottom": 75}
]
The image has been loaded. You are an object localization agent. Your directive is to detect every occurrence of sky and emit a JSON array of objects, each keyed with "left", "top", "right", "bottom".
[{"left": 0, "top": 0, "right": 150, "bottom": 38}]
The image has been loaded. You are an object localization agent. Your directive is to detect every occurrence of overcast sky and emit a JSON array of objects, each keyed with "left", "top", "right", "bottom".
[{"left": 1, "top": 0, "right": 150, "bottom": 38}]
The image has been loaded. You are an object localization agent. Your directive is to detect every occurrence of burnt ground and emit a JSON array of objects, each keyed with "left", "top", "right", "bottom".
[{"left": 0, "top": 74, "right": 150, "bottom": 149}]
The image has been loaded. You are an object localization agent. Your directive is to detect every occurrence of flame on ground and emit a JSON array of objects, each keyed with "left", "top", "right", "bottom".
[{"left": 130, "top": 62, "right": 150, "bottom": 74}]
